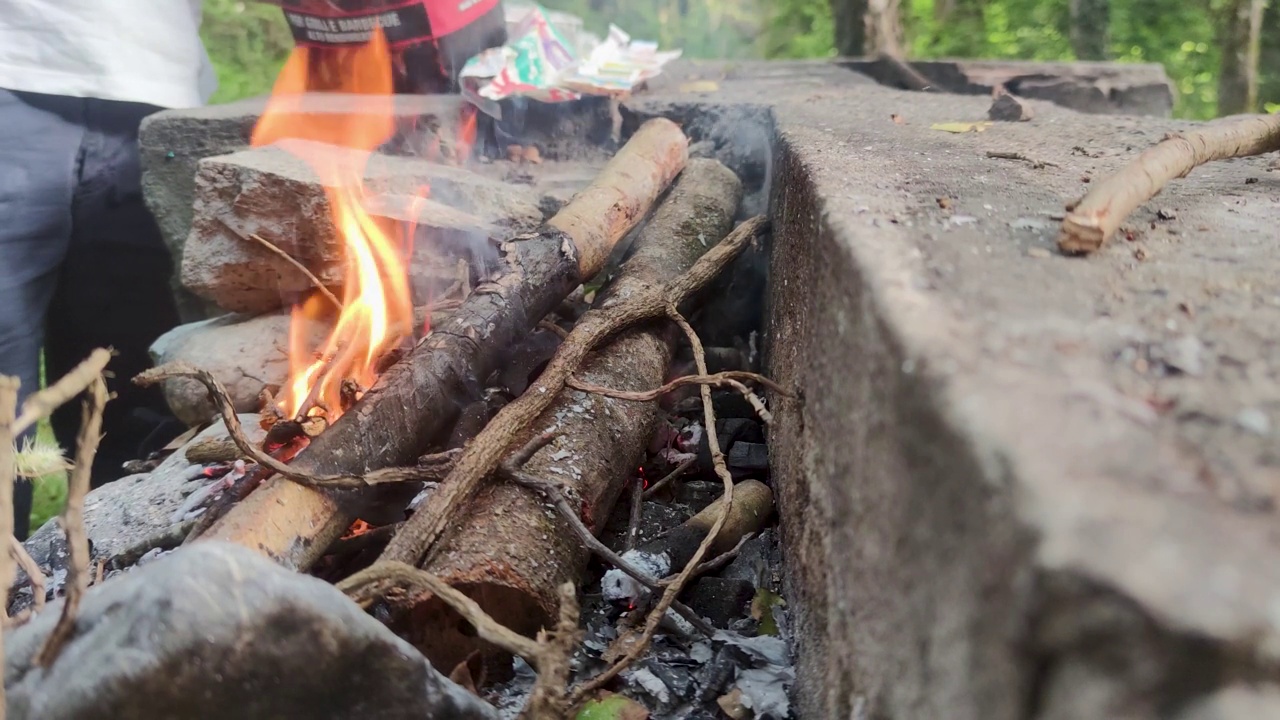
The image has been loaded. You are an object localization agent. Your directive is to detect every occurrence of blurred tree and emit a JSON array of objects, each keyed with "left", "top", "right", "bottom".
[
  {"left": 1070, "top": 0, "right": 1111, "bottom": 59},
  {"left": 830, "top": 0, "right": 870, "bottom": 54},
  {"left": 1216, "top": 0, "right": 1267, "bottom": 112},
  {"left": 201, "top": 0, "right": 294, "bottom": 103}
]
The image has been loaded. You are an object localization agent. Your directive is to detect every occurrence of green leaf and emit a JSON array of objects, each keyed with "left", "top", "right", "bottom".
[{"left": 576, "top": 694, "right": 649, "bottom": 720}]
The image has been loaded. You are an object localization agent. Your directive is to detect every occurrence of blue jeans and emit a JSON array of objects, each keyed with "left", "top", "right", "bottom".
[{"left": 0, "top": 89, "right": 181, "bottom": 538}]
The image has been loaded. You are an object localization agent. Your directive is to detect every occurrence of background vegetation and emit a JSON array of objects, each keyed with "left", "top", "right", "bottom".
[{"left": 202, "top": 0, "right": 1277, "bottom": 119}]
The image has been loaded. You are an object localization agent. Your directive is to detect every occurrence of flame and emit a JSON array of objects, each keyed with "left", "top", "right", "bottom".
[
  {"left": 253, "top": 28, "right": 416, "bottom": 421},
  {"left": 454, "top": 106, "right": 478, "bottom": 165}
]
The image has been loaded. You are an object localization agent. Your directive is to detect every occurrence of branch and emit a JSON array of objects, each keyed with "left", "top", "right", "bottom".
[
  {"left": 1058, "top": 114, "right": 1280, "bottom": 254},
  {"left": 10, "top": 537, "right": 45, "bottom": 614},
  {"left": 134, "top": 364, "right": 455, "bottom": 490},
  {"left": 570, "top": 306, "right": 736, "bottom": 701},
  {"left": 37, "top": 374, "right": 108, "bottom": 668},
  {"left": 13, "top": 349, "right": 112, "bottom": 437},
  {"left": 567, "top": 370, "right": 782, "bottom": 426},
  {"left": 380, "top": 216, "right": 769, "bottom": 567},
  {"left": 0, "top": 376, "right": 18, "bottom": 717}
]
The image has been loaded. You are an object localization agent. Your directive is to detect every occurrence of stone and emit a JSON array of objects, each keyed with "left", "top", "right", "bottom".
[
  {"left": 11, "top": 416, "right": 266, "bottom": 615},
  {"left": 627, "top": 64, "right": 1280, "bottom": 720},
  {"left": 140, "top": 93, "right": 468, "bottom": 320},
  {"left": 988, "top": 93, "right": 1034, "bottom": 121},
  {"left": 149, "top": 312, "right": 296, "bottom": 426},
  {"left": 181, "top": 140, "right": 544, "bottom": 313},
  {"left": 4, "top": 542, "right": 496, "bottom": 720}
]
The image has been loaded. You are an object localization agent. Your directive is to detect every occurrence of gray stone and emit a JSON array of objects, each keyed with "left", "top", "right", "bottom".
[
  {"left": 181, "top": 140, "right": 543, "bottom": 313},
  {"left": 149, "top": 312, "right": 298, "bottom": 426},
  {"left": 12, "top": 416, "right": 265, "bottom": 614},
  {"left": 626, "top": 66, "right": 1280, "bottom": 720},
  {"left": 1176, "top": 685, "right": 1280, "bottom": 720},
  {"left": 4, "top": 542, "right": 496, "bottom": 720},
  {"left": 140, "top": 93, "right": 467, "bottom": 320}
]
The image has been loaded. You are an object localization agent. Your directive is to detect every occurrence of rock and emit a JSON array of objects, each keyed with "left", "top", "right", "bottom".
[
  {"left": 141, "top": 93, "right": 467, "bottom": 321},
  {"left": 10, "top": 415, "right": 266, "bottom": 615},
  {"left": 149, "top": 312, "right": 297, "bottom": 426},
  {"left": 727, "top": 442, "right": 769, "bottom": 472},
  {"left": 181, "top": 139, "right": 543, "bottom": 313},
  {"left": 4, "top": 542, "right": 496, "bottom": 720},
  {"left": 988, "top": 93, "right": 1034, "bottom": 121},
  {"left": 1176, "top": 685, "right": 1280, "bottom": 720}
]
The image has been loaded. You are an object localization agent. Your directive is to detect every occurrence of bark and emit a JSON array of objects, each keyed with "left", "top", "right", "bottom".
[
  {"left": 866, "top": 0, "right": 905, "bottom": 56},
  {"left": 830, "top": 0, "right": 869, "bottom": 56},
  {"left": 1218, "top": 0, "right": 1267, "bottom": 114},
  {"left": 199, "top": 119, "right": 689, "bottom": 569},
  {"left": 397, "top": 160, "right": 742, "bottom": 673},
  {"left": 1069, "top": 0, "right": 1111, "bottom": 61}
]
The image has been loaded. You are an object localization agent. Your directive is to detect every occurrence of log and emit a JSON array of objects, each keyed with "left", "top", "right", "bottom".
[
  {"left": 397, "top": 159, "right": 743, "bottom": 672},
  {"left": 199, "top": 118, "right": 689, "bottom": 569}
]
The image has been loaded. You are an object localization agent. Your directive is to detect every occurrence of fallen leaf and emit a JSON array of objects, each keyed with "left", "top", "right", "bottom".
[
  {"left": 936, "top": 197, "right": 952, "bottom": 210},
  {"left": 576, "top": 693, "right": 650, "bottom": 720},
  {"left": 718, "top": 688, "right": 751, "bottom": 720},
  {"left": 930, "top": 121, "right": 992, "bottom": 133},
  {"left": 891, "top": 113, "right": 906, "bottom": 124},
  {"left": 448, "top": 650, "right": 484, "bottom": 696},
  {"left": 679, "top": 80, "right": 720, "bottom": 93}
]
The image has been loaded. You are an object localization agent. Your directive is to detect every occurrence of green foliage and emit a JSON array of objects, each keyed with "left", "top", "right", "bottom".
[
  {"left": 202, "top": 0, "right": 294, "bottom": 103},
  {"left": 28, "top": 422, "right": 67, "bottom": 530}
]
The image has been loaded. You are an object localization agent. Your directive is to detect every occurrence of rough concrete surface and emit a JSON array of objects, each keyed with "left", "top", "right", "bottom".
[
  {"left": 628, "top": 61, "right": 1280, "bottom": 720},
  {"left": 4, "top": 542, "right": 496, "bottom": 720}
]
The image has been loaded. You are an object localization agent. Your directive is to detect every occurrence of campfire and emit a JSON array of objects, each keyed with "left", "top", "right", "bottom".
[{"left": 3, "top": 26, "right": 786, "bottom": 720}]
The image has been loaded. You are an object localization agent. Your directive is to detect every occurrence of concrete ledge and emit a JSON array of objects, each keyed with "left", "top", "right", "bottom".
[{"left": 628, "top": 72, "right": 1280, "bottom": 720}]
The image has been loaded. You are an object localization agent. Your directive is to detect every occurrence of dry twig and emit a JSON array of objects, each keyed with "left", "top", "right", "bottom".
[
  {"left": 524, "top": 583, "right": 582, "bottom": 719},
  {"left": 380, "top": 216, "right": 768, "bottom": 567},
  {"left": 643, "top": 457, "right": 697, "bottom": 500},
  {"left": 10, "top": 536, "right": 45, "bottom": 613},
  {"left": 0, "top": 376, "right": 18, "bottom": 717},
  {"left": 569, "top": 306, "right": 737, "bottom": 701},
  {"left": 339, "top": 561, "right": 542, "bottom": 661},
  {"left": 13, "top": 349, "right": 111, "bottom": 437},
  {"left": 37, "top": 374, "right": 108, "bottom": 668},
  {"left": 985, "top": 150, "right": 1059, "bottom": 169},
  {"left": 134, "top": 364, "right": 456, "bottom": 490},
  {"left": 568, "top": 370, "right": 780, "bottom": 426},
  {"left": 1058, "top": 114, "right": 1280, "bottom": 253},
  {"left": 214, "top": 217, "right": 342, "bottom": 311}
]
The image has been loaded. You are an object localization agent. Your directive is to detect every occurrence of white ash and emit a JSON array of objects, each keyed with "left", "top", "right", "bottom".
[
  {"left": 735, "top": 664, "right": 794, "bottom": 718},
  {"left": 407, "top": 483, "right": 439, "bottom": 513},
  {"left": 601, "top": 549, "right": 670, "bottom": 603},
  {"left": 626, "top": 667, "right": 671, "bottom": 704}
]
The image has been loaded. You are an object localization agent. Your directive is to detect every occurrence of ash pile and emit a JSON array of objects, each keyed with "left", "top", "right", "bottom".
[{"left": 3, "top": 61, "right": 792, "bottom": 717}]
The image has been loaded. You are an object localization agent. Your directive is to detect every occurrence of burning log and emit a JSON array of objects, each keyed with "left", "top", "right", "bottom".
[
  {"left": 198, "top": 118, "right": 690, "bottom": 569},
  {"left": 401, "top": 159, "right": 744, "bottom": 672}
]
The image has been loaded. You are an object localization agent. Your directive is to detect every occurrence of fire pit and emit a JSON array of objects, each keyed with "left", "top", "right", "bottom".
[{"left": 8, "top": 35, "right": 1277, "bottom": 720}]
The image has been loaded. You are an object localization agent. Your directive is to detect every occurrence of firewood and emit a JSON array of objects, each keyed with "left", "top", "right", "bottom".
[
  {"left": 1058, "top": 113, "right": 1280, "bottom": 254},
  {"left": 197, "top": 118, "right": 690, "bottom": 569},
  {"left": 389, "top": 159, "right": 743, "bottom": 673}
]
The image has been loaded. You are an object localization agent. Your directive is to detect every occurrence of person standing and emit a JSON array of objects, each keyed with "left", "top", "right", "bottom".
[{"left": 0, "top": 1, "right": 215, "bottom": 538}]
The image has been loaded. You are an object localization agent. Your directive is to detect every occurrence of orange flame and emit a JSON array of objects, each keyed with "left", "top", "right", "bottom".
[
  {"left": 253, "top": 29, "right": 416, "bottom": 420},
  {"left": 454, "top": 106, "right": 478, "bottom": 165}
]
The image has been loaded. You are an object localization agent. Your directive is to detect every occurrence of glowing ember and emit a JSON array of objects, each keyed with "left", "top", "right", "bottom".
[
  {"left": 342, "top": 518, "right": 373, "bottom": 539},
  {"left": 252, "top": 29, "right": 417, "bottom": 422}
]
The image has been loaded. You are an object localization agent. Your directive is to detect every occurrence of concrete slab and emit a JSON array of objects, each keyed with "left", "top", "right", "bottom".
[{"left": 626, "top": 73, "right": 1280, "bottom": 720}]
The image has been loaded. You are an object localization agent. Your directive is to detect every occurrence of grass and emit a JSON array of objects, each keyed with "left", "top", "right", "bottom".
[{"left": 28, "top": 421, "right": 68, "bottom": 530}]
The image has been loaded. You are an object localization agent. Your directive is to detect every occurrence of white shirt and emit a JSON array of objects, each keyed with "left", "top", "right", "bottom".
[{"left": 0, "top": 0, "right": 216, "bottom": 109}]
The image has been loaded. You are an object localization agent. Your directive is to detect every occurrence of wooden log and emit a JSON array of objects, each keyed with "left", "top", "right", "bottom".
[
  {"left": 200, "top": 118, "right": 689, "bottom": 570},
  {"left": 393, "top": 159, "right": 743, "bottom": 672}
]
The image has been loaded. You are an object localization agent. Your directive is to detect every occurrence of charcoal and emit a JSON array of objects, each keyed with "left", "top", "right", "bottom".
[
  {"left": 602, "top": 502, "right": 692, "bottom": 551},
  {"left": 727, "top": 442, "right": 769, "bottom": 471},
  {"left": 4, "top": 543, "right": 496, "bottom": 720},
  {"left": 721, "top": 529, "right": 779, "bottom": 586},
  {"left": 688, "top": 577, "right": 757, "bottom": 629}
]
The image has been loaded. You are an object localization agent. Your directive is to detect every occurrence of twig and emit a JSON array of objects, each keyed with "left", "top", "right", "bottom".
[
  {"left": 0, "top": 376, "right": 18, "bottom": 716},
  {"left": 643, "top": 457, "right": 696, "bottom": 499},
  {"left": 524, "top": 583, "right": 581, "bottom": 719},
  {"left": 380, "top": 216, "right": 769, "bottom": 567},
  {"left": 500, "top": 465, "right": 714, "bottom": 637},
  {"left": 568, "top": 371, "right": 780, "bottom": 426},
  {"left": 37, "top": 374, "right": 108, "bottom": 668},
  {"left": 626, "top": 473, "right": 644, "bottom": 552},
  {"left": 1058, "top": 114, "right": 1280, "bottom": 254},
  {"left": 13, "top": 349, "right": 111, "bottom": 437},
  {"left": 569, "top": 306, "right": 735, "bottom": 702},
  {"left": 213, "top": 216, "right": 342, "bottom": 311},
  {"left": 10, "top": 536, "right": 45, "bottom": 612},
  {"left": 985, "top": 150, "right": 1059, "bottom": 169},
  {"left": 134, "top": 364, "right": 457, "bottom": 490},
  {"left": 538, "top": 319, "right": 570, "bottom": 340},
  {"left": 338, "top": 561, "right": 542, "bottom": 662}
]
